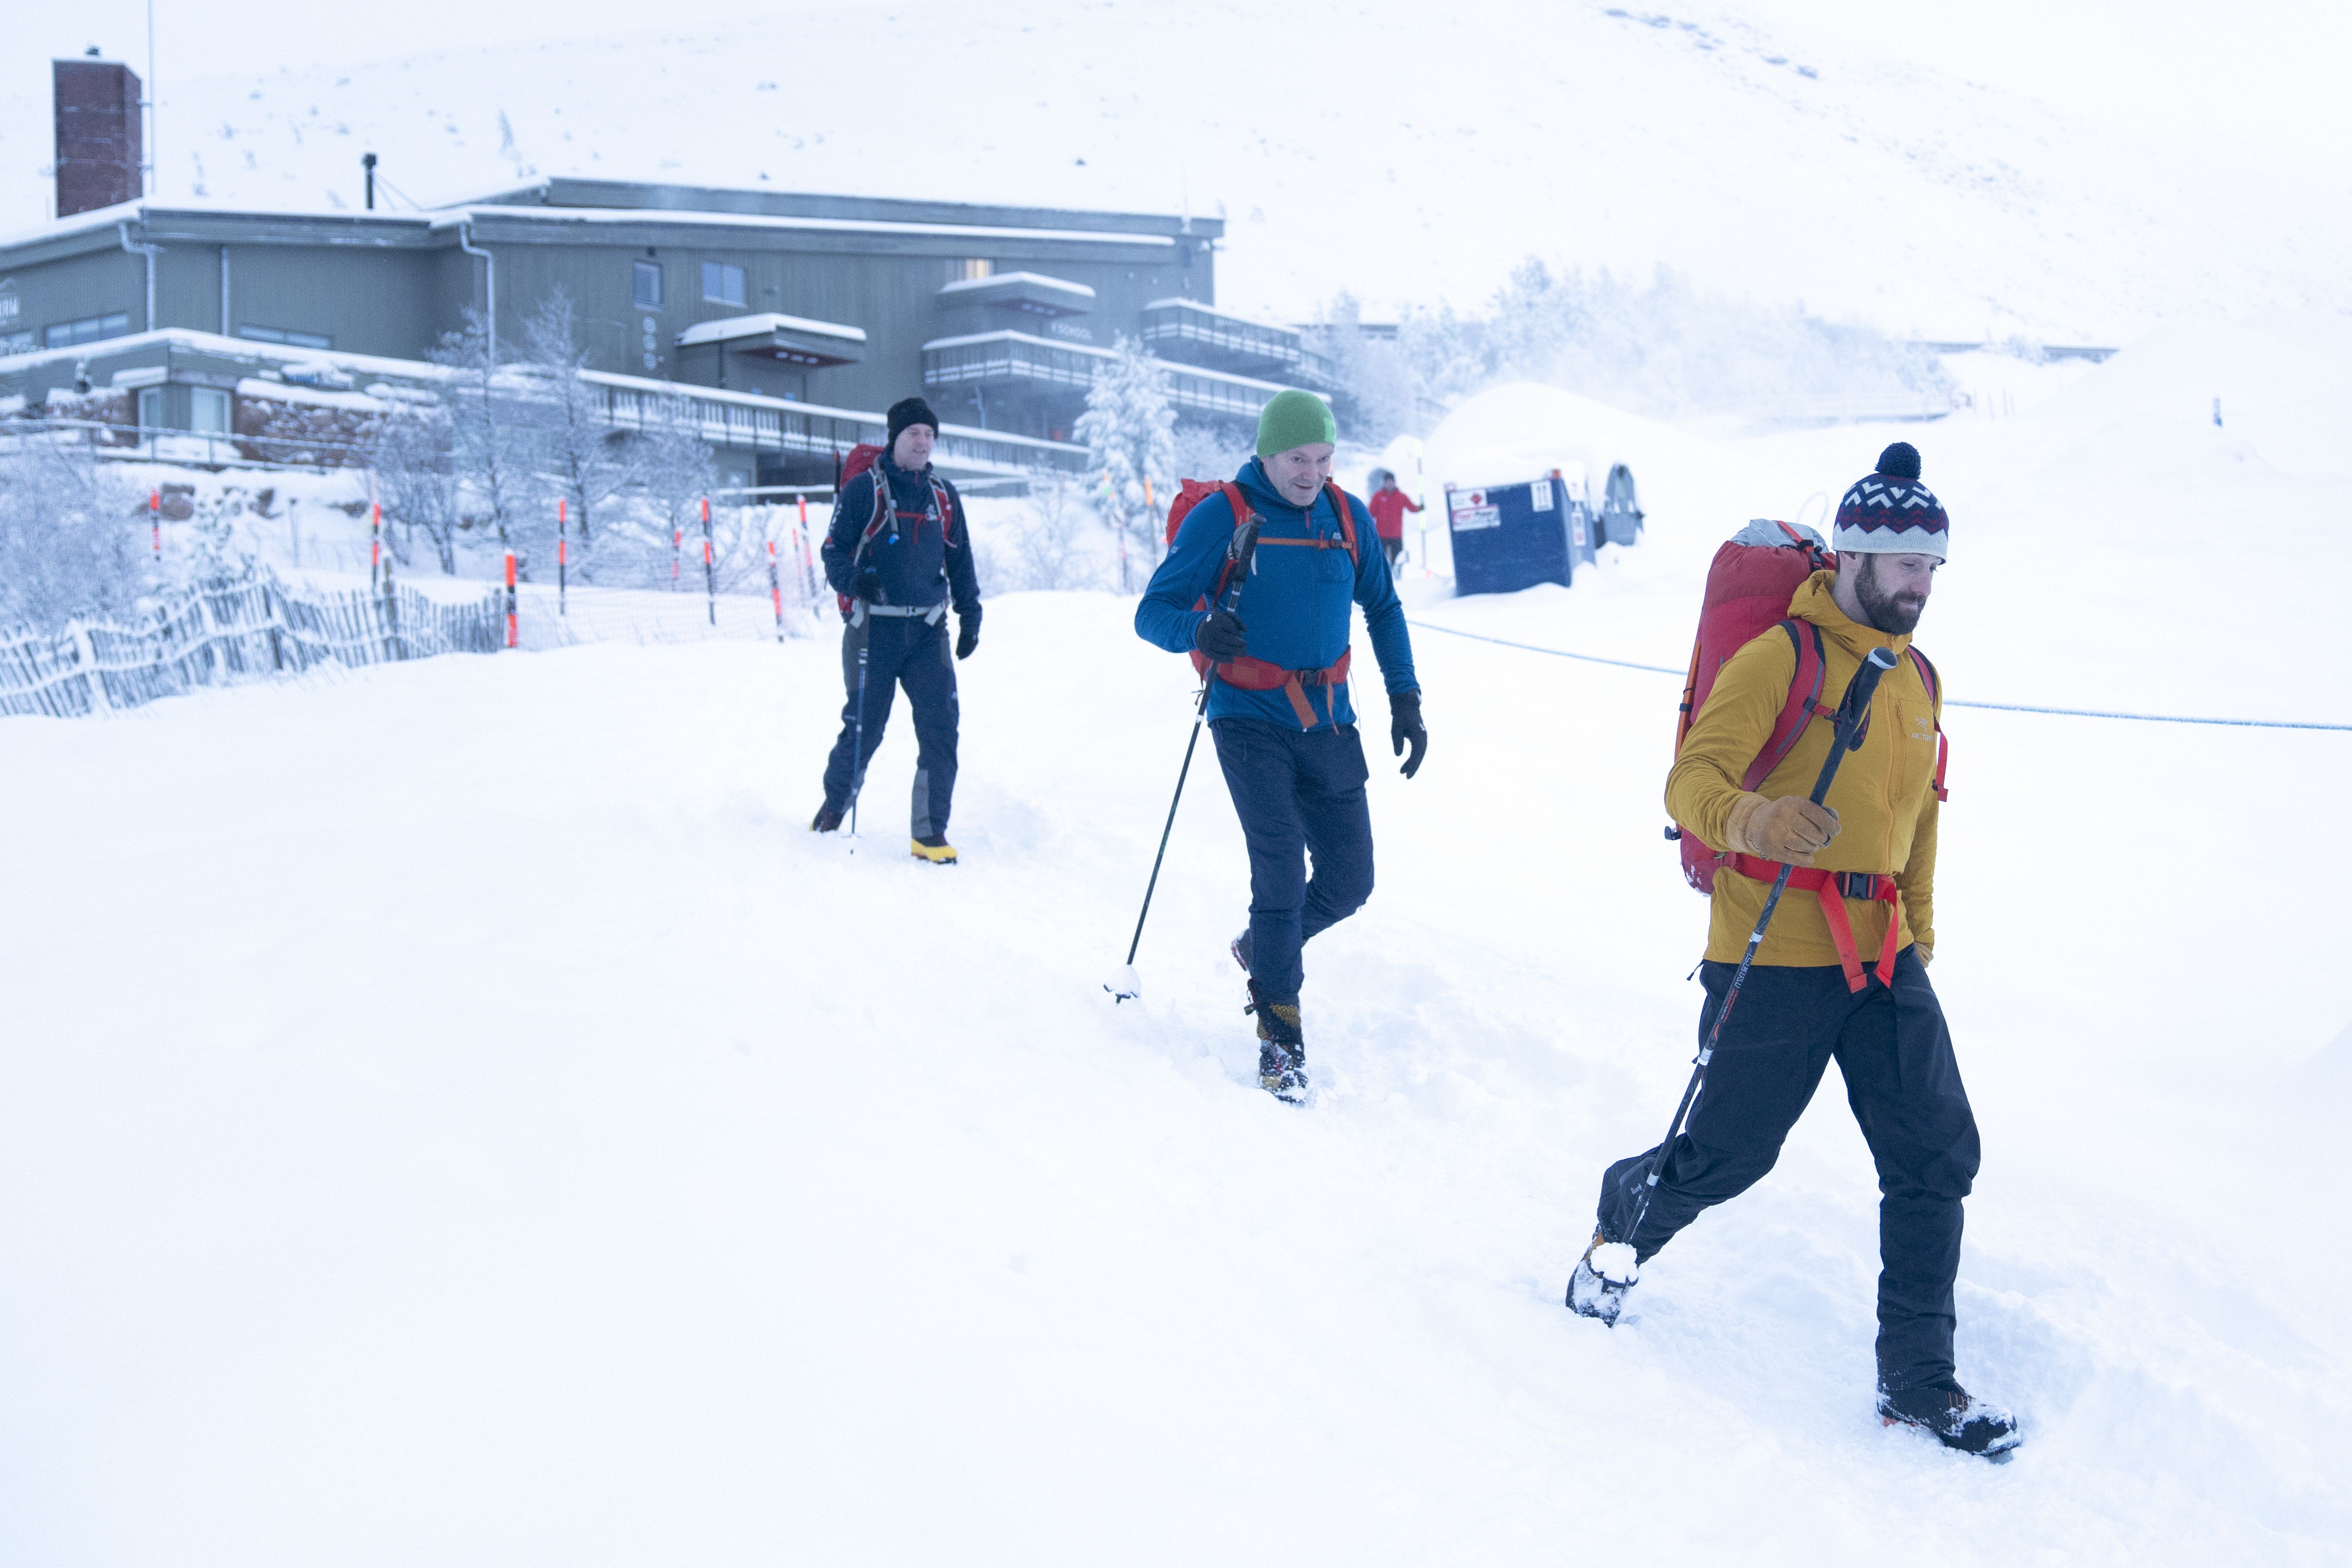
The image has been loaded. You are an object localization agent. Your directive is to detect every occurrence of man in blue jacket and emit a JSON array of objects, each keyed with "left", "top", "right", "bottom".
[
  {"left": 812, "top": 397, "right": 982, "bottom": 863},
  {"left": 1134, "top": 391, "right": 1427, "bottom": 1101}
]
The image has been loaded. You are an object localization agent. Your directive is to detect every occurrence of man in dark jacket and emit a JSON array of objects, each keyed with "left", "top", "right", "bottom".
[
  {"left": 1134, "top": 391, "right": 1426, "bottom": 1102},
  {"left": 811, "top": 397, "right": 982, "bottom": 863}
]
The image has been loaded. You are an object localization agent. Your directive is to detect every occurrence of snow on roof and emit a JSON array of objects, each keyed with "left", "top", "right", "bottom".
[
  {"left": 675, "top": 313, "right": 867, "bottom": 348},
  {"left": 938, "top": 271, "right": 1098, "bottom": 301},
  {"left": 432, "top": 206, "right": 1174, "bottom": 248},
  {"left": 0, "top": 327, "right": 451, "bottom": 382}
]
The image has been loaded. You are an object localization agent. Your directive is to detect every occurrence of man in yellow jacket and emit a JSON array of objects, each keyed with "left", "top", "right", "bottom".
[{"left": 1571, "top": 444, "right": 2018, "bottom": 1459}]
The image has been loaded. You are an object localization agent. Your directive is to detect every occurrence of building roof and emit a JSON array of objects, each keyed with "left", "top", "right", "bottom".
[{"left": 676, "top": 313, "right": 867, "bottom": 348}]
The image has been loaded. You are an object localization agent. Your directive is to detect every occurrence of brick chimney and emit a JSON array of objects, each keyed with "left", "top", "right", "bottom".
[{"left": 54, "top": 56, "right": 144, "bottom": 217}]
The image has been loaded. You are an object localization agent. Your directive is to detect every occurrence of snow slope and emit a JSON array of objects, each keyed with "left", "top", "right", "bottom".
[
  {"left": 5, "top": 327, "right": 2350, "bottom": 1563},
  {"left": 8, "top": 0, "right": 2349, "bottom": 338}
]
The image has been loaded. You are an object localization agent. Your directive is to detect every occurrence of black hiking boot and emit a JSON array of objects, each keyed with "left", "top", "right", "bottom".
[
  {"left": 1877, "top": 1381, "right": 2023, "bottom": 1462},
  {"left": 1566, "top": 1227, "right": 1640, "bottom": 1324},
  {"left": 810, "top": 802, "right": 844, "bottom": 833},
  {"left": 1244, "top": 979, "right": 1307, "bottom": 1103}
]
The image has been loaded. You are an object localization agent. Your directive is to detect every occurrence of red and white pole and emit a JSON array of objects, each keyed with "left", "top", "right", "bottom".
[
  {"left": 150, "top": 488, "right": 160, "bottom": 557},
  {"left": 370, "top": 501, "right": 382, "bottom": 585},
  {"left": 701, "top": 495, "right": 716, "bottom": 627},
  {"left": 767, "top": 538, "right": 784, "bottom": 642},
  {"left": 672, "top": 521, "right": 681, "bottom": 586},
  {"left": 796, "top": 494, "right": 819, "bottom": 605},
  {"left": 557, "top": 496, "right": 568, "bottom": 617},
  {"left": 504, "top": 549, "right": 518, "bottom": 649}
]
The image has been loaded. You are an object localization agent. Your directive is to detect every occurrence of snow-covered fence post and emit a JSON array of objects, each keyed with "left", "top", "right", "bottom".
[
  {"left": 70, "top": 621, "right": 111, "bottom": 713},
  {"left": 503, "top": 550, "right": 518, "bottom": 649}
]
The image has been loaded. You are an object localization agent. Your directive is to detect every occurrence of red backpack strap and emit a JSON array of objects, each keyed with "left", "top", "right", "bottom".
[
  {"left": 1908, "top": 646, "right": 1950, "bottom": 802},
  {"left": 1324, "top": 480, "right": 1360, "bottom": 566},
  {"left": 1741, "top": 620, "right": 1829, "bottom": 792},
  {"left": 849, "top": 467, "right": 892, "bottom": 567}
]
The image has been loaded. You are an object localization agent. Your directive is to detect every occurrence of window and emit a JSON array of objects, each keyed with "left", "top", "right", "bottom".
[
  {"left": 0, "top": 329, "right": 31, "bottom": 355},
  {"left": 43, "top": 312, "right": 131, "bottom": 349},
  {"left": 633, "top": 260, "right": 665, "bottom": 309},
  {"left": 191, "top": 387, "right": 231, "bottom": 435},
  {"left": 239, "top": 324, "right": 333, "bottom": 350},
  {"left": 701, "top": 261, "right": 745, "bottom": 307},
  {"left": 137, "top": 387, "right": 163, "bottom": 430},
  {"left": 954, "top": 259, "right": 992, "bottom": 282}
]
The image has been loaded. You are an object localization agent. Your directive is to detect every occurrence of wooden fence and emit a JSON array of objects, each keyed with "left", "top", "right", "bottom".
[{"left": 0, "top": 571, "right": 505, "bottom": 719}]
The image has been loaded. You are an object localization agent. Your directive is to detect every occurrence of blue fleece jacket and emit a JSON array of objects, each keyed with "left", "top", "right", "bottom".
[
  {"left": 820, "top": 455, "right": 982, "bottom": 616},
  {"left": 1134, "top": 459, "right": 1419, "bottom": 731}
]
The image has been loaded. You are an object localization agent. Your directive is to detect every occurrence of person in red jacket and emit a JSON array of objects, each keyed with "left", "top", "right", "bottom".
[{"left": 1367, "top": 468, "right": 1422, "bottom": 568}]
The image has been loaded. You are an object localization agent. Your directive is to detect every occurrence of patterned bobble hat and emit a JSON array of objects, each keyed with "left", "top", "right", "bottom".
[{"left": 1833, "top": 442, "right": 1948, "bottom": 560}]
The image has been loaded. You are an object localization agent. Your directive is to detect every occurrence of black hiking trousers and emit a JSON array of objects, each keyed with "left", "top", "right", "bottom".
[
  {"left": 1595, "top": 947, "right": 1980, "bottom": 1392},
  {"left": 819, "top": 614, "right": 959, "bottom": 839}
]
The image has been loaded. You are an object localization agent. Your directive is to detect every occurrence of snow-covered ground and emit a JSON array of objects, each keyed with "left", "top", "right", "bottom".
[{"left": 4, "top": 320, "right": 2348, "bottom": 1564}]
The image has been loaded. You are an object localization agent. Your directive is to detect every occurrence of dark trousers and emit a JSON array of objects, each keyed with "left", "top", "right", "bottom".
[
  {"left": 1210, "top": 718, "right": 1375, "bottom": 1000},
  {"left": 820, "top": 616, "right": 959, "bottom": 838},
  {"left": 1381, "top": 536, "right": 1405, "bottom": 568},
  {"left": 1595, "top": 948, "right": 1979, "bottom": 1391}
]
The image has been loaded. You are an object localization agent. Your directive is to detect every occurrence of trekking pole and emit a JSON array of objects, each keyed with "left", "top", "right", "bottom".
[
  {"left": 1108, "top": 519, "right": 1259, "bottom": 1003},
  {"left": 1619, "top": 646, "right": 1900, "bottom": 1246},
  {"left": 846, "top": 622, "right": 871, "bottom": 838}
]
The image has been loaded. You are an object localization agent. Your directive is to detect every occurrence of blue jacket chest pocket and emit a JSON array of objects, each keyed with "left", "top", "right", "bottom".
[{"left": 1315, "top": 545, "right": 1354, "bottom": 586}]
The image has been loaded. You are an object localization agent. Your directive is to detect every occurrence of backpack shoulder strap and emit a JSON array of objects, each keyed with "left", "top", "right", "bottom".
[
  {"left": 1741, "top": 619, "right": 1828, "bottom": 793},
  {"left": 848, "top": 470, "right": 892, "bottom": 566},
  {"left": 1908, "top": 646, "right": 1950, "bottom": 801},
  {"left": 931, "top": 476, "right": 959, "bottom": 549},
  {"left": 1203, "top": 481, "right": 1255, "bottom": 601},
  {"left": 1324, "top": 480, "right": 1360, "bottom": 566}
]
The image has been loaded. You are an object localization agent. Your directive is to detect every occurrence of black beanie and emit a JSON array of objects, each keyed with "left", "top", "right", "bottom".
[
  {"left": 887, "top": 397, "right": 939, "bottom": 445},
  {"left": 1875, "top": 441, "right": 1922, "bottom": 480}
]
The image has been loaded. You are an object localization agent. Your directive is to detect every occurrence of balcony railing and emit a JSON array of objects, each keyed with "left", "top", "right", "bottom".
[
  {"left": 584, "top": 371, "right": 1087, "bottom": 477},
  {"left": 921, "top": 331, "right": 1318, "bottom": 423},
  {"left": 1140, "top": 299, "right": 1340, "bottom": 387}
]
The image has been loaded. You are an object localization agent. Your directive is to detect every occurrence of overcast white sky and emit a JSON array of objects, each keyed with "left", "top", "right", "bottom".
[{"left": 14, "top": 0, "right": 2349, "bottom": 158}]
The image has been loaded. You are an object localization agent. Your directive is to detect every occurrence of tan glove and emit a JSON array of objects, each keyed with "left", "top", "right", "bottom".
[{"left": 1725, "top": 792, "right": 1840, "bottom": 866}]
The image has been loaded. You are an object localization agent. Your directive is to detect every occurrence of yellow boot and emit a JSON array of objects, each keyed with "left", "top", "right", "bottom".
[{"left": 910, "top": 835, "right": 959, "bottom": 865}]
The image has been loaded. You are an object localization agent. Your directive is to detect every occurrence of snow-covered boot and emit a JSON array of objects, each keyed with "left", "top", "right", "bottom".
[
  {"left": 910, "top": 835, "right": 959, "bottom": 864},
  {"left": 1566, "top": 1227, "right": 1640, "bottom": 1324},
  {"left": 1245, "top": 979, "right": 1307, "bottom": 1103},
  {"left": 1230, "top": 927, "right": 1253, "bottom": 975},
  {"left": 1877, "top": 1382, "right": 2022, "bottom": 1462},
  {"left": 811, "top": 803, "right": 844, "bottom": 832}
]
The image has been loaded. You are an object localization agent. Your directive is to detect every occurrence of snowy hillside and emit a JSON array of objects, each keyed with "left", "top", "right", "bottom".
[
  {"left": 4, "top": 321, "right": 2350, "bottom": 1564},
  {"left": 8, "top": 0, "right": 2350, "bottom": 338}
]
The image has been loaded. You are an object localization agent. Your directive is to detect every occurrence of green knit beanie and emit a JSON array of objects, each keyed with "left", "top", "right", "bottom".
[{"left": 1255, "top": 390, "right": 1337, "bottom": 459}]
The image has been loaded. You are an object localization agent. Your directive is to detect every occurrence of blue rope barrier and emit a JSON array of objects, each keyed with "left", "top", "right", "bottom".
[{"left": 1405, "top": 618, "right": 2352, "bottom": 733}]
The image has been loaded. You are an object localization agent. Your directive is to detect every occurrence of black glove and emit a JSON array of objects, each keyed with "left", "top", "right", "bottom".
[
  {"left": 956, "top": 610, "right": 980, "bottom": 660},
  {"left": 1390, "top": 690, "right": 1426, "bottom": 779},
  {"left": 851, "top": 567, "right": 882, "bottom": 603},
  {"left": 1194, "top": 607, "right": 1249, "bottom": 662}
]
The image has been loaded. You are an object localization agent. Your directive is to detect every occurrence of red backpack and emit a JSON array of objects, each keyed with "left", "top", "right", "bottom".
[
  {"left": 1164, "top": 476, "right": 1362, "bottom": 730},
  {"left": 1670, "top": 520, "right": 1948, "bottom": 892},
  {"left": 833, "top": 442, "right": 960, "bottom": 622}
]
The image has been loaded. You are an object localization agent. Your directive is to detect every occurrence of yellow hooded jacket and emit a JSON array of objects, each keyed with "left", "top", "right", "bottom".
[{"left": 1667, "top": 570, "right": 1943, "bottom": 967}]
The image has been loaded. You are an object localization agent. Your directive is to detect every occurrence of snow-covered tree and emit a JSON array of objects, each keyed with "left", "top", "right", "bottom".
[
  {"left": 0, "top": 437, "right": 147, "bottom": 634},
  {"left": 429, "top": 309, "right": 538, "bottom": 571},
  {"left": 520, "top": 287, "right": 636, "bottom": 579},
  {"left": 1073, "top": 336, "right": 1176, "bottom": 591},
  {"left": 365, "top": 391, "right": 464, "bottom": 574}
]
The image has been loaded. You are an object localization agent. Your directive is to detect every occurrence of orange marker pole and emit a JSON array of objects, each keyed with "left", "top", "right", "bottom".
[
  {"left": 557, "top": 497, "right": 568, "bottom": 617},
  {"left": 370, "top": 501, "right": 382, "bottom": 585},
  {"left": 701, "top": 495, "right": 717, "bottom": 627},
  {"left": 797, "top": 494, "right": 819, "bottom": 604},
  {"left": 150, "top": 488, "right": 161, "bottom": 557},
  {"left": 504, "top": 549, "right": 518, "bottom": 649},
  {"left": 672, "top": 522, "right": 681, "bottom": 586}
]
